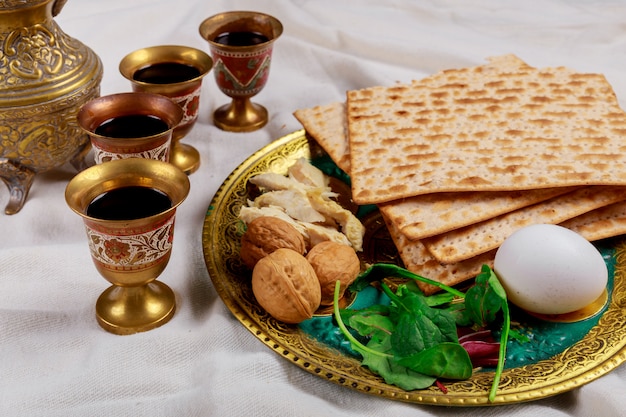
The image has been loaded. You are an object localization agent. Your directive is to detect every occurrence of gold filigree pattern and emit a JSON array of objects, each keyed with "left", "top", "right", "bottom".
[
  {"left": 0, "top": 91, "right": 96, "bottom": 171},
  {"left": 87, "top": 215, "right": 174, "bottom": 269},
  {"left": 202, "top": 130, "right": 626, "bottom": 406},
  {"left": 0, "top": 21, "right": 82, "bottom": 86}
]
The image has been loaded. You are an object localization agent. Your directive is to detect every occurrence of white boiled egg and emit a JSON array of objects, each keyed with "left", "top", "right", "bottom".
[{"left": 494, "top": 224, "right": 607, "bottom": 315}]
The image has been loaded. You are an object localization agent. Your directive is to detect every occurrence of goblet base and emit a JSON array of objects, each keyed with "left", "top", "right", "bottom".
[
  {"left": 213, "top": 99, "right": 268, "bottom": 133},
  {"left": 95, "top": 280, "right": 176, "bottom": 335},
  {"left": 170, "top": 142, "right": 201, "bottom": 175}
]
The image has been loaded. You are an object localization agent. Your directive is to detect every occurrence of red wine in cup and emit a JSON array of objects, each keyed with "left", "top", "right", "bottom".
[
  {"left": 133, "top": 62, "right": 202, "bottom": 84},
  {"left": 94, "top": 114, "right": 169, "bottom": 138},
  {"left": 213, "top": 31, "right": 269, "bottom": 46},
  {"left": 87, "top": 186, "right": 172, "bottom": 220}
]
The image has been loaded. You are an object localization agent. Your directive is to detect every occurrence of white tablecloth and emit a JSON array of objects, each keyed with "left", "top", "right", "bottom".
[{"left": 1, "top": 0, "right": 625, "bottom": 416}]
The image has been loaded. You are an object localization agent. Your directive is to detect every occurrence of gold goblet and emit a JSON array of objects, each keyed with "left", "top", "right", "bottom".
[
  {"left": 199, "top": 11, "right": 283, "bottom": 132},
  {"left": 77, "top": 92, "right": 183, "bottom": 164},
  {"left": 65, "top": 158, "right": 190, "bottom": 335},
  {"left": 119, "top": 45, "right": 213, "bottom": 174}
]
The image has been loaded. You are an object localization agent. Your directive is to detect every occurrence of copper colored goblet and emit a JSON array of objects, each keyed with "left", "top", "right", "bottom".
[
  {"left": 77, "top": 92, "right": 183, "bottom": 164},
  {"left": 119, "top": 45, "right": 213, "bottom": 174},
  {"left": 199, "top": 11, "right": 283, "bottom": 132},
  {"left": 65, "top": 158, "right": 190, "bottom": 335}
]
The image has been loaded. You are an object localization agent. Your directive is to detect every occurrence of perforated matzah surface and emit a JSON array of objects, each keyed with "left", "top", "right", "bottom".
[
  {"left": 422, "top": 185, "right": 626, "bottom": 263},
  {"left": 346, "top": 55, "right": 626, "bottom": 205}
]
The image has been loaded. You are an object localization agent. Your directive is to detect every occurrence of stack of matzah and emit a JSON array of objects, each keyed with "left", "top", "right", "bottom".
[{"left": 294, "top": 55, "right": 626, "bottom": 293}]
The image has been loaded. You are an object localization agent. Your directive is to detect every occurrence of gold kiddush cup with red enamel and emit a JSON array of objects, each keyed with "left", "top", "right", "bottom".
[
  {"left": 77, "top": 92, "right": 184, "bottom": 165},
  {"left": 199, "top": 11, "right": 283, "bottom": 132},
  {"left": 65, "top": 158, "right": 190, "bottom": 335},
  {"left": 119, "top": 45, "right": 213, "bottom": 174}
]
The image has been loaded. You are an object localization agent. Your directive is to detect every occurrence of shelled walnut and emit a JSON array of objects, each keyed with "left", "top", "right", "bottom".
[
  {"left": 240, "top": 216, "right": 306, "bottom": 269},
  {"left": 251, "top": 248, "right": 321, "bottom": 323}
]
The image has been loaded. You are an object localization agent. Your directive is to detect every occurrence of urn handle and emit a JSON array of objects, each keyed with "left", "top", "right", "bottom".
[{"left": 52, "top": 0, "right": 68, "bottom": 17}]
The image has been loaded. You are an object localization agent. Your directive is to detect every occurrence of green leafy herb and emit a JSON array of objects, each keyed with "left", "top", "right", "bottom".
[
  {"left": 334, "top": 280, "right": 473, "bottom": 390},
  {"left": 465, "top": 265, "right": 506, "bottom": 328},
  {"left": 383, "top": 284, "right": 459, "bottom": 355},
  {"left": 397, "top": 342, "right": 473, "bottom": 380},
  {"left": 334, "top": 281, "right": 439, "bottom": 390},
  {"left": 336, "top": 263, "right": 513, "bottom": 402}
]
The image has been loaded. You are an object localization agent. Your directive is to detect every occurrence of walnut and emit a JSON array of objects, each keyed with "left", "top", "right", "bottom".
[
  {"left": 252, "top": 248, "right": 321, "bottom": 323},
  {"left": 306, "top": 241, "right": 360, "bottom": 305},
  {"left": 240, "top": 216, "right": 306, "bottom": 269}
]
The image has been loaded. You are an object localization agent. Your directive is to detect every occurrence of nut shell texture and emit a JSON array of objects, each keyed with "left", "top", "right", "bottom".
[
  {"left": 240, "top": 216, "right": 306, "bottom": 269},
  {"left": 306, "top": 241, "right": 360, "bottom": 305},
  {"left": 252, "top": 248, "right": 321, "bottom": 323}
]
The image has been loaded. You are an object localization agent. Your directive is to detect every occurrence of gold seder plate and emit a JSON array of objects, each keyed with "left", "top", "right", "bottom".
[{"left": 201, "top": 129, "right": 626, "bottom": 406}]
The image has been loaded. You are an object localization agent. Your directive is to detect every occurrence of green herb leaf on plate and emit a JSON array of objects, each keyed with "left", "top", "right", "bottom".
[{"left": 397, "top": 342, "right": 473, "bottom": 380}]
